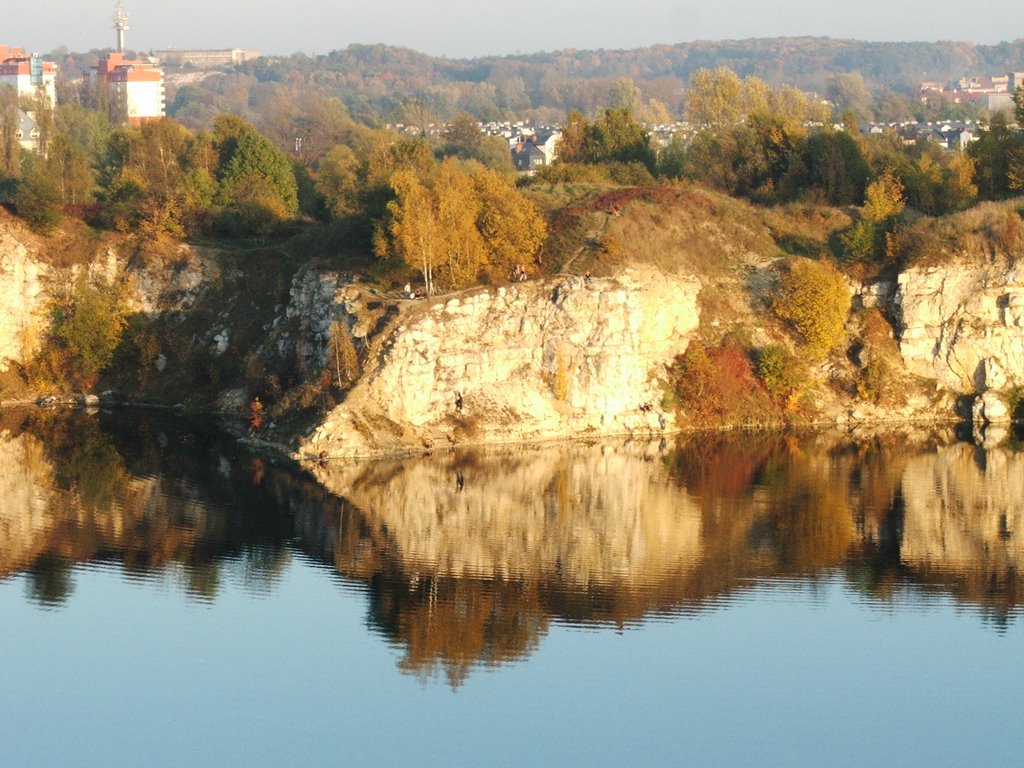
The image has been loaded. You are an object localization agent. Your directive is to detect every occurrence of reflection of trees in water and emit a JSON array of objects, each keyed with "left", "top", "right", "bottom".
[
  {"left": 3, "top": 414, "right": 1024, "bottom": 679},
  {"left": 25, "top": 551, "right": 74, "bottom": 608},
  {"left": 369, "top": 574, "right": 547, "bottom": 689},
  {"left": 0, "top": 409, "right": 294, "bottom": 603}
]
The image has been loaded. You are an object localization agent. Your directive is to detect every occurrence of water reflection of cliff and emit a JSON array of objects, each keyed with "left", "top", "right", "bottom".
[{"left": 2, "top": 411, "right": 1023, "bottom": 685}]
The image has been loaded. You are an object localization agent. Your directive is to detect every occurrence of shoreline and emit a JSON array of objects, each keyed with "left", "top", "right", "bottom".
[{"left": 3, "top": 396, "right": 1017, "bottom": 468}]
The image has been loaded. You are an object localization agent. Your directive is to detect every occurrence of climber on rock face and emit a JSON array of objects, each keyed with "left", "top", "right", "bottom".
[{"left": 455, "top": 391, "right": 463, "bottom": 412}]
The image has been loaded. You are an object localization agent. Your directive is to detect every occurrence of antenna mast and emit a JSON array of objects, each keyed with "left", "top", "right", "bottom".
[{"left": 113, "top": 2, "right": 130, "bottom": 53}]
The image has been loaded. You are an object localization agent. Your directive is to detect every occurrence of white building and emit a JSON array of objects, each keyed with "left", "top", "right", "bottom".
[
  {"left": 14, "top": 109, "right": 44, "bottom": 154},
  {"left": 90, "top": 52, "right": 165, "bottom": 125},
  {"left": 0, "top": 46, "right": 57, "bottom": 109}
]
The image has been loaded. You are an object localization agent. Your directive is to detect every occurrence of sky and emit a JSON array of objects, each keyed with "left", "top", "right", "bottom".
[{"left": 5, "top": 0, "right": 1022, "bottom": 59}]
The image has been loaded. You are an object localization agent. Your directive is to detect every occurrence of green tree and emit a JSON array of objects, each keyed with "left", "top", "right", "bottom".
[
  {"left": 51, "top": 273, "right": 127, "bottom": 387},
  {"left": 218, "top": 130, "right": 299, "bottom": 216},
  {"left": 795, "top": 130, "right": 870, "bottom": 205},
  {"left": 46, "top": 133, "right": 95, "bottom": 205},
  {"left": 968, "top": 112, "right": 1024, "bottom": 199},
  {"left": 584, "top": 107, "right": 656, "bottom": 170},
  {"left": 15, "top": 162, "right": 63, "bottom": 233}
]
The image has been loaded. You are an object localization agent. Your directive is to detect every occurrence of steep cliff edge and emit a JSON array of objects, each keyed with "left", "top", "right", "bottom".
[
  {"left": 2, "top": 201, "right": 1024, "bottom": 459},
  {"left": 897, "top": 264, "right": 1024, "bottom": 422},
  {"left": 0, "top": 227, "right": 46, "bottom": 369},
  {"left": 301, "top": 268, "right": 701, "bottom": 458}
]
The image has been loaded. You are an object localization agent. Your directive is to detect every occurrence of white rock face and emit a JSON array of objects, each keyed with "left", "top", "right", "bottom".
[
  {"left": 304, "top": 268, "right": 701, "bottom": 457},
  {"left": 0, "top": 230, "right": 48, "bottom": 366},
  {"left": 897, "top": 266, "right": 1024, "bottom": 392},
  {"left": 974, "top": 391, "right": 1010, "bottom": 424}
]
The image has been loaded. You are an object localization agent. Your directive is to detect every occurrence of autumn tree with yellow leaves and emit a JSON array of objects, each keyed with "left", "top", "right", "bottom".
[{"left": 376, "top": 158, "right": 546, "bottom": 295}]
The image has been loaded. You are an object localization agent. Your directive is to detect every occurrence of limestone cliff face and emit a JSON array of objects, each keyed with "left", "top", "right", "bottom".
[
  {"left": 303, "top": 268, "right": 701, "bottom": 457},
  {"left": 0, "top": 221, "right": 214, "bottom": 374},
  {"left": 896, "top": 265, "right": 1024, "bottom": 398},
  {"left": 0, "top": 230, "right": 48, "bottom": 367}
]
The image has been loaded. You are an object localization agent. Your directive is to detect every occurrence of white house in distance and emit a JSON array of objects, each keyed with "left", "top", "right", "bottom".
[
  {"left": 90, "top": 52, "right": 166, "bottom": 125},
  {"left": 15, "top": 109, "right": 42, "bottom": 154},
  {"left": 0, "top": 45, "right": 57, "bottom": 108}
]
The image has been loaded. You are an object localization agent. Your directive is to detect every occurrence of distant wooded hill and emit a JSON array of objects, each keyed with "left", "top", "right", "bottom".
[{"left": 54, "top": 37, "right": 1024, "bottom": 127}]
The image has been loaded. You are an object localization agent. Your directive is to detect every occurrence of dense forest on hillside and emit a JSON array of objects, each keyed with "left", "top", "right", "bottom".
[
  {"left": 172, "top": 38, "right": 1024, "bottom": 126},
  {"left": 43, "top": 37, "right": 1024, "bottom": 128}
]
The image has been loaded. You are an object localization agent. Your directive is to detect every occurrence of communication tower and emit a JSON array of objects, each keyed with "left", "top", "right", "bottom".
[{"left": 113, "top": 2, "right": 129, "bottom": 53}]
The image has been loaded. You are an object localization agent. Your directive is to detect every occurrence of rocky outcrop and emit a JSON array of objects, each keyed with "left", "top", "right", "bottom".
[
  {"left": 302, "top": 267, "right": 701, "bottom": 458},
  {"left": 896, "top": 265, "right": 1024, "bottom": 417},
  {"left": 0, "top": 229, "right": 48, "bottom": 368}
]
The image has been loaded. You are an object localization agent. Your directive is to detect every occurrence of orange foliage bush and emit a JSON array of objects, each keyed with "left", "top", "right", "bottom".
[{"left": 667, "top": 340, "right": 775, "bottom": 425}]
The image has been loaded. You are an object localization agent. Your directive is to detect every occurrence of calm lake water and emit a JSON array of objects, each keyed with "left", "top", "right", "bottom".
[{"left": 1, "top": 409, "right": 1022, "bottom": 767}]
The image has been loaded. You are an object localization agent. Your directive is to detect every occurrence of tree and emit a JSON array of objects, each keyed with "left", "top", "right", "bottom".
[
  {"left": 218, "top": 130, "right": 299, "bottom": 216},
  {"left": 942, "top": 152, "right": 978, "bottom": 211},
  {"left": 657, "top": 133, "right": 687, "bottom": 180},
  {"left": 15, "top": 162, "right": 63, "bottom": 233},
  {"left": 685, "top": 67, "right": 743, "bottom": 129},
  {"left": 772, "top": 258, "right": 850, "bottom": 361},
  {"left": 609, "top": 77, "right": 643, "bottom": 113},
  {"left": 826, "top": 73, "right": 873, "bottom": 124},
  {"left": 584, "top": 107, "right": 656, "bottom": 170},
  {"left": 380, "top": 168, "right": 442, "bottom": 296},
  {"left": 967, "top": 111, "right": 1024, "bottom": 199},
  {"left": 435, "top": 159, "right": 486, "bottom": 288},
  {"left": 0, "top": 85, "right": 20, "bottom": 178},
  {"left": 863, "top": 172, "right": 905, "bottom": 223},
  {"left": 472, "top": 165, "right": 547, "bottom": 282},
  {"left": 443, "top": 112, "right": 483, "bottom": 158},
  {"left": 556, "top": 109, "right": 587, "bottom": 164},
  {"left": 51, "top": 273, "right": 127, "bottom": 387},
  {"left": 46, "top": 133, "right": 94, "bottom": 205},
  {"left": 796, "top": 130, "right": 870, "bottom": 205},
  {"left": 315, "top": 144, "right": 361, "bottom": 219}
]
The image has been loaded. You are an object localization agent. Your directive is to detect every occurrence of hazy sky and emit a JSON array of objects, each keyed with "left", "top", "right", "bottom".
[{"left": 6, "top": 0, "right": 1023, "bottom": 58}]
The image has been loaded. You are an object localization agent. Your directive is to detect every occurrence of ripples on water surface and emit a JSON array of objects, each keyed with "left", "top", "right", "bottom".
[{"left": 1, "top": 409, "right": 1022, "bottom": 766}]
